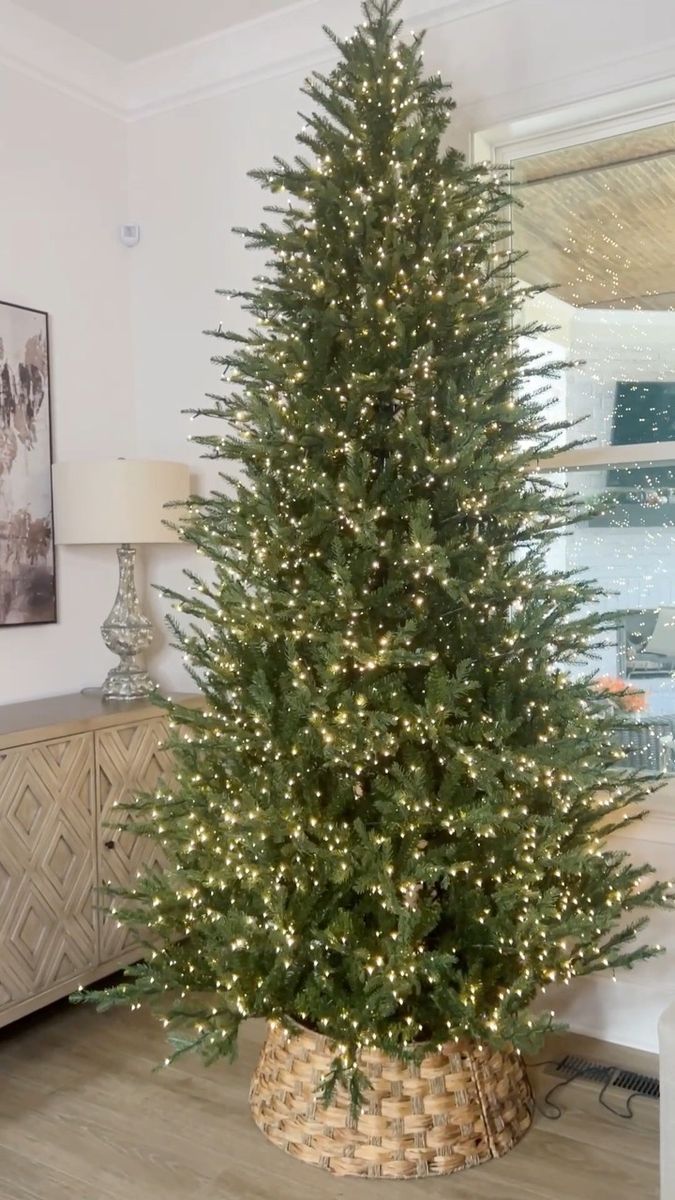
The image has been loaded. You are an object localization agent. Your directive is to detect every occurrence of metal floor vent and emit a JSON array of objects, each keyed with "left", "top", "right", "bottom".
[{"left": 554, "top": 1053, "right": 660, "bottom": 1100}]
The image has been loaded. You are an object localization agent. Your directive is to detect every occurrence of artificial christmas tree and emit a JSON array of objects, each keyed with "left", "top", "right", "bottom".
[{"left": 89, "top": 0, "right": 671, "bottom": 1179}]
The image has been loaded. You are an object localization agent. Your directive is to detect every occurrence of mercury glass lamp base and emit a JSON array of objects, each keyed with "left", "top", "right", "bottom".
[
  {"left": 99, "top": 543, "right": 157, "bottom": 703},
  {"left": 102, "top": 664, "right": 157, "bottom": 702}
]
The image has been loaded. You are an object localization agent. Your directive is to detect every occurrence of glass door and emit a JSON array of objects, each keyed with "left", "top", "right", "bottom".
[{"left": 511, "top": 123, "right": 675, "bottom": 763}]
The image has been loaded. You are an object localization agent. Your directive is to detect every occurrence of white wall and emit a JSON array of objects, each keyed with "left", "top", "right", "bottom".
[
  {"left": 127, "top": 72, "right": 301, "bottom": 691},
  {"left": 0, "top": 64, "right": 133, "bottom": 704},
  {"left": 444, "top": 0, "right": 675, "bottom": 144}
]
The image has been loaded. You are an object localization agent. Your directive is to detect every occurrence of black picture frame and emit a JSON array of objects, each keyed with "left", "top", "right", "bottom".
[{"left": 0, "top": 300, "right": 56, "bottom": 626}]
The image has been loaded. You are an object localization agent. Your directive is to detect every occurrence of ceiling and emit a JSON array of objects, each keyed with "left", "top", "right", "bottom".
[
  {"left": 9, "top": 0, "right": 297, "bottom": 61},
  {"left": 512, "top": 124, "right": 675, "bottom": 311}
]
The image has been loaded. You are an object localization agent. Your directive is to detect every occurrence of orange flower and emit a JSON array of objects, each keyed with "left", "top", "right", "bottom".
[{"left": 594, "top": 676, "right": 647, "bottom": 713}]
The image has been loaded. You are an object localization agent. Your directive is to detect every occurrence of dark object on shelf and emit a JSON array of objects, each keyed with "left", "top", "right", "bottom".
[
  {"left": 617, "top": 608, "right": 675, "bottom": 677},
  {"left": 609, "top": 380, "right": 675, "bottom": 490}
]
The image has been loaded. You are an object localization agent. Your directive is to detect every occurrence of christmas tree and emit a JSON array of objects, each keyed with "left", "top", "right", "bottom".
[{"left": 92, "top": 0, "right": 670, "bottom": 1081}]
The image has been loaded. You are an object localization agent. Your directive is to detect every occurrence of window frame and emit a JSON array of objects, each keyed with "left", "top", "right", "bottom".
[{"left": 474, "top": 78, "right": 675, "bottom": 476}]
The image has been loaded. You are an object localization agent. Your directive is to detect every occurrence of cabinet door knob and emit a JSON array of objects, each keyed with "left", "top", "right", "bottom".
[{"left": 104, "top": 839, "right": 115, "bottom": 850}]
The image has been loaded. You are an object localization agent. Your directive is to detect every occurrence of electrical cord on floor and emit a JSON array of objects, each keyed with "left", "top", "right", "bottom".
[
  {"left": 530, "top": 1060, "right": 596, "bottom": 1120},
  {"left": 597, "top": 1073, "right": 641, "bottom": 1120},
  {"left": 527, "top": 1059, "right": 643, "bottom": 1122}
]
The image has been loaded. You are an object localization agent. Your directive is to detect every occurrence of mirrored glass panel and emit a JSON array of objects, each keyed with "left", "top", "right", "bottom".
[
  {"left": 513, "top": 123, "right": 675, "bottom": 458},
  {"left": 513, "top": 126, "right": 675, "bottom": 772},
  {"left": 546, "top": 464, "right": 675, "bottom": 773}
]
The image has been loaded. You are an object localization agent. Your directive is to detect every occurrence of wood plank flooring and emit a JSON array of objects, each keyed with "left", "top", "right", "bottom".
[{"left": 0, "top": 1002, "right": 659, "bottom": 1200}]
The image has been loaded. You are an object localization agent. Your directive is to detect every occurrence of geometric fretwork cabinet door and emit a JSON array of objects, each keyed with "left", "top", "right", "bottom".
[
  {"left": 0, "top": 734, "right": 97, "bottom": 1015},
  {"left": 95, "top": 718, "right": 172, "bottom": 964}
]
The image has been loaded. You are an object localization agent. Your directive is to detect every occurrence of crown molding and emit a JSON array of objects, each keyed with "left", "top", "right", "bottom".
[
  {"left": 0, "top": 0, "right": 124, "bottom": 116},
  {"left": 0, "top": 0, "right": 517, "bottom": 121},
  {"left": 472, "top": 48, "right": 675, "bottom": 162},
  {"left": 123, "top": 0, "right": 518, "bottom": 120}
]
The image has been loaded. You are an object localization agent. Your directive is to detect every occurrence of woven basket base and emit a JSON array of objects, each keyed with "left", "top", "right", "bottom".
[{"left": 249, "top": 1021, "right": 533, "bottom": 1180}]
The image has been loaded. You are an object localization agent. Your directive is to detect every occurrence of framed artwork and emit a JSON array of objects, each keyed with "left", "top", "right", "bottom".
[{"left": 0, "top": 301, "right": 56, "bottom": 625}]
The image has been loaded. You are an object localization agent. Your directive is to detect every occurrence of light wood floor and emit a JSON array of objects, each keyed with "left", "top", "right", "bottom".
[{"left": 0, "top": 1002, "right": 659, "bottom": 1200}]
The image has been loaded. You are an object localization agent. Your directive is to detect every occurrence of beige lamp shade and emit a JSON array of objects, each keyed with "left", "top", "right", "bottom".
[{"left": 52, "top": 459, "right": 190, "bottom": 545}]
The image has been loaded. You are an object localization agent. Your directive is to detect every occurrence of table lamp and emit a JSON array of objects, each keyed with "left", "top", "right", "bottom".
[{"left": 52, "top": 459, "right": 190, "bottom": 701}]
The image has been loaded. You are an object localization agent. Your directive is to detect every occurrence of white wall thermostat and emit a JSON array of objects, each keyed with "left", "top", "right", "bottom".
[{"left": 120, "top": 224, "right": 141, "bottom": 248}]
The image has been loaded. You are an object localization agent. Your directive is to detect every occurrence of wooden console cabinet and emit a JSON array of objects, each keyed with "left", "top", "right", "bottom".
[{"left": 0, "top": 692, "right": 188, "bottom": 1028}]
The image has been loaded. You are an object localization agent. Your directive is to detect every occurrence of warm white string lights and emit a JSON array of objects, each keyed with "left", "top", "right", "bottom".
[{"left": 79, "top": 0, "right": 674, "bottom": 1090}]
